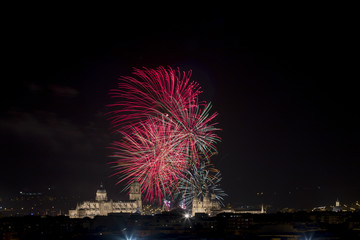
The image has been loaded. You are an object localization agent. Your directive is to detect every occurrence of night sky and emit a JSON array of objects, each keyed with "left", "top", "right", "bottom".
[{"left": 1, "top": 6, "right": 358, "bottom": 209}]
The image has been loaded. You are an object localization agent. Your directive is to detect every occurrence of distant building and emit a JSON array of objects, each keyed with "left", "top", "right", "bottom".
[
  {"left": 192, "top": 193, "right": 221, "bottom": 216},
  {"left": 0, "top": 188, "right": 63, "bottom": 217},
  {"left": 192, "top": 193, "right": 265, "bottom": 216},
  {"left": 332, "top": 198, "right": 342, "bottom": 212},
  {"left": 233, "top": 204, "right": 265, "bottom": 214},
  {"left": 69, "top": 182, "right": 142, "bottom": 218},
  {"left": 312, "top": 206, "right": 327, "bottom": 212}
]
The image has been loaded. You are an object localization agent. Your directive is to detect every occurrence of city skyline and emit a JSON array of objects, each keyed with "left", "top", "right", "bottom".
[
  {"left": 1, "top": 7, "right": 359, "bottom": 211},
  {"left": 1, "top": 181, "right": 359, "bottom": 218}
]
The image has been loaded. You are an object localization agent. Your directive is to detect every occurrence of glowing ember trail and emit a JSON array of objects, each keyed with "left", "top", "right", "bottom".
[{"left": 107, "top": 66, "right": 223, "bottom": 204}]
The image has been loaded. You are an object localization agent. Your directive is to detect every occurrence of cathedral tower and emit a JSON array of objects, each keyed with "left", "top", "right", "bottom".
[
  {"left": 129, "top": 181, "right": 142, "bottom": 211},
  {"left": 95, "top": 183, "right": 108, "bottom": 201}
]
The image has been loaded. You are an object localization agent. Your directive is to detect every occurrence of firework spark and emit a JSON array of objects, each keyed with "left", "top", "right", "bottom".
[
  {"left": 108, "top": 66, "right": 223, "bottom": 204},
  {"left": 109, "top": 117, "right": 187, "bottom": 202},
  {"left": 107, "top": 66, "right": 201, "bottom": 131},
  {"left": 177, "top": 163, "right": 227, "bottom": 207}
]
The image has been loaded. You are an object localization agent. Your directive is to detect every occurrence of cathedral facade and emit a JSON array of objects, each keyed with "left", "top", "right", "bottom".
[
  {"left": 192, "top": 193, "right": 221, "bottom": 216},
  {"left": 192, "top": 193, "right": 265, "bottom": 216},
  {"left": 69, "top": 182, "right": 142, "bottom": 218}
]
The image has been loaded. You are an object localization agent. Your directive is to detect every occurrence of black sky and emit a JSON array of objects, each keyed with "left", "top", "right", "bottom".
[{"left": 1, "top": 5, "right": 359, "bottom": 209}]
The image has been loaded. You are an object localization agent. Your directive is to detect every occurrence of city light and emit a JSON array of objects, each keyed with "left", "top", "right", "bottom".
[
  {"left": 124, "top": 233, "right": 136, "bottom": 240},
  {"left": 303, "top": 232, "right": 313, "bottom": 240},
  {"left": 184, "top": 213, "right": 190, "bottom": 218}
]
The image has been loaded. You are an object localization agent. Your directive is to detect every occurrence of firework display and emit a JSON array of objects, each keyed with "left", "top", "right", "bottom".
[
  {"left": 177, "top": 163, "right": 227, "bottom": 207},
  {"left": 108, "top": 66, "right": 224, "bottom": 205}
]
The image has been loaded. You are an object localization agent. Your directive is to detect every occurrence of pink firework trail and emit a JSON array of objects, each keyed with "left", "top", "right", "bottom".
[
  {"left": 108, "top": 66, "right": 202, "bottom": 131},
  {"left": 109, "top": 117, "right": 188, "bottom": 202},
  {"left": 107, "top": 66, "right": 221, "bottom": 203}
]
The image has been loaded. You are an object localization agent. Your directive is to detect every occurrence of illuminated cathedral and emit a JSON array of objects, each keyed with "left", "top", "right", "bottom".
[
  {"left": 192, "top": 193, "right": 221, "bottom": 216},
  {"left": 69, "top": 182, "right": 142, "bottom": 218},
  {"left": 192, "top": 192, "right": 265, "bottom": 216}
]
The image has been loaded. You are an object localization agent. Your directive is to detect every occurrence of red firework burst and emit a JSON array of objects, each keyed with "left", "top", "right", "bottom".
[
  {"left": 107, "top": 66, "right": 202, "bottom": 131},
  {"left": 109, "top": 117, "right": 187, "bottom": 202},
  {"left": 107, "top": 66, "right": 221, "bottom": 203}
]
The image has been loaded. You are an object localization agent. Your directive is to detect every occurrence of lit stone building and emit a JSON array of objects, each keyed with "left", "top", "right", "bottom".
[
  {"left": 192, "top": 193, "right": 221, "bottom": 216},
  {"left": 69, "top": 182, "right": 142, "bottom": 218},
  {"left": 332, "top": 198, "right": 342, "bottom": 212},
  {"left": 192, "top": 192, "right": 265, "bottom": 216}
]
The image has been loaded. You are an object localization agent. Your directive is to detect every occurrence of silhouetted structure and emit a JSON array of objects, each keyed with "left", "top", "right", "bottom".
[{"left": 1, "top": 211, "right": 359, "bottom": 239}]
